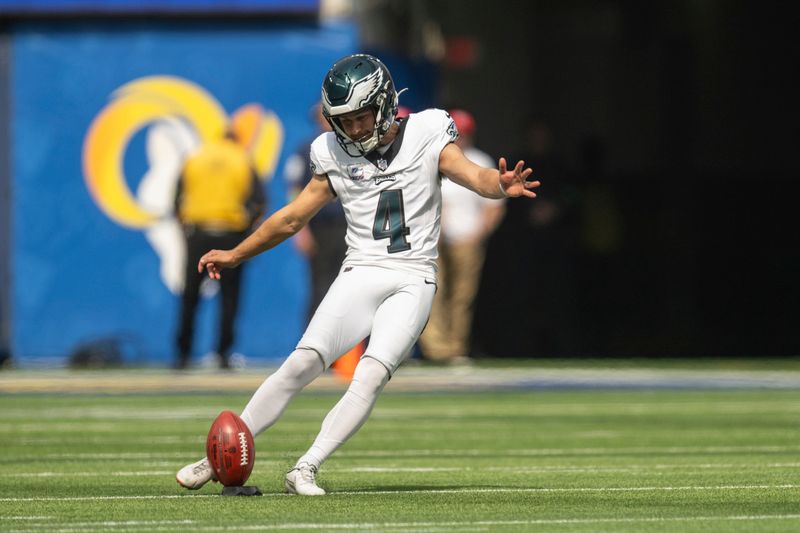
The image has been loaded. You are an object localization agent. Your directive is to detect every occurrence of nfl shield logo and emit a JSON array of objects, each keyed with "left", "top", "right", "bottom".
[{"left": 377, "top": 158, "right": 388, "bottom": 171}]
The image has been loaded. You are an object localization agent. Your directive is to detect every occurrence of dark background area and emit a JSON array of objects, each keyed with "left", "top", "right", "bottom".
[
  {"left": 1, "top": 0, "right": 797, "bottom": 363},
  {"left": 360, "top": 0, "right": 799, "bottom": 357}
]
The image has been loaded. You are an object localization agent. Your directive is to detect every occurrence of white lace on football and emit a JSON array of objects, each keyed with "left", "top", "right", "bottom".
[{"left": 238, "top": 432, "right": 249, "bottom": 466}]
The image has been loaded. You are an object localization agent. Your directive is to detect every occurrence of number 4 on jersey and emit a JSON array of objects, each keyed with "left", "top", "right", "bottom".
[{"left": 372, "top": 189, "right": 411, "bottom": 253}]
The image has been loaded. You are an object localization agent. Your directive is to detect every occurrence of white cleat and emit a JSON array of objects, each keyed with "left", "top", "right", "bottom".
[
  {"left": 285, "top": 463, "right": 326, "bottom": 496},
  {"left": 176, "top": 457, "right": 216, "bottom": 490}
]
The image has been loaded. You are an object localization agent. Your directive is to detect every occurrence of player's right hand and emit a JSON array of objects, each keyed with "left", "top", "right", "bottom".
[
  {"left": 198, "top": 249, "right": 240, "bottom": 279},
  {"left": 498, "top": 157, "right": 539, "bottom": 198}
]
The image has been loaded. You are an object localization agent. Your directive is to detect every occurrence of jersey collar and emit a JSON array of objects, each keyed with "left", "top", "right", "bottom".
[{"left": 364, "top": 118, "right": 408, "bottom": 171}]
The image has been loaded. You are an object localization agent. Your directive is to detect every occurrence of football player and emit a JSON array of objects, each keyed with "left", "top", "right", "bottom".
[{"left": 177, "top": 53, "right": 540, "bottom": 495}]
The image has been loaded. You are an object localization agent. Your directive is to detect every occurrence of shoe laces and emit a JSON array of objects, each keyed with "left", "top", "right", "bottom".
[
  {"left": 298, "top": 464, "right": 318, "bottom": 484},
  {"left": 193, "top": 460, "right": 211, "bottom": 476}
]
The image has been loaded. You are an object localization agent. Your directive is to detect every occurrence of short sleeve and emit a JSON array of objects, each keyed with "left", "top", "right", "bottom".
[
  {"left": 309, "top": 132, "right": 333, "bottom": 176},
  {"left": 426, "top": 109, "right": 459, "bottom": 156}
]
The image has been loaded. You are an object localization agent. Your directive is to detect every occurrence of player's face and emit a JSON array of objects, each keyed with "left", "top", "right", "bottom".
[{"left": 336, "top": 108, "right": 376, "bottom": 142}]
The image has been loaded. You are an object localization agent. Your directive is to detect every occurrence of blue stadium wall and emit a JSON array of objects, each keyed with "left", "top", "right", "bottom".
[{"left": 8, "top": 19, "right": 357, "bottom": 366}]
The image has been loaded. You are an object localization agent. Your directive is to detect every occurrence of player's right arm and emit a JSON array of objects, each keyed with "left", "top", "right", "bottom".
[
  {"left": 438, "top": 143, "right": 539, "bottom": 199},
  {"left": 199, "top": 174, "right": 334, "bottom": 279}
]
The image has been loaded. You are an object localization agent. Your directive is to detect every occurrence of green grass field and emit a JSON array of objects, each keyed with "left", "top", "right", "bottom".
[{"left": 2, "top": 385, "right": 800, "bottom": 532}]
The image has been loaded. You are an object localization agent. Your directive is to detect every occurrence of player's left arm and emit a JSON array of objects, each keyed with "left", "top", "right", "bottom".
[
  {"left": 198, "top": 175, "right": 333, "bottom": 279},
  {"left": 438, "top": 143, "right": 540, "bottom": 199}
]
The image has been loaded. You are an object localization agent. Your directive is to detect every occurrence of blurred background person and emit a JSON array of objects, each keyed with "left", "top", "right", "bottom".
[
  {"left": 396, "top": 105, "right": 412, "bottom": 121},
  {"left": 283, "top": 103, "right": 344, "bottom": 324},
  {"left": 514, "top": 118, "right": 581, "bottom": 356},
  {"left": 419, "top": 108, "right": 506, "bottom": 365},
  {"left": 174, "top": 128, "right": 266, "bottom": 370},
  {"left": 476, "top": 117, "right": 581, "bottom": 358}
]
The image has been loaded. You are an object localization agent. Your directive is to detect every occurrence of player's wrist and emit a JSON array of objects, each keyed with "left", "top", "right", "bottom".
[
  {"left": 497, "top": 179, "right": 509, "bottom": 198},
  {"left": 229, "top": 249, "right": 246, "bottom": 266}
]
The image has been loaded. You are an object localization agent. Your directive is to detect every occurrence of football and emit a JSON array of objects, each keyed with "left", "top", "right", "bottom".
[{"left": 205, "top": 410, "right": 255, "bottom": 487}]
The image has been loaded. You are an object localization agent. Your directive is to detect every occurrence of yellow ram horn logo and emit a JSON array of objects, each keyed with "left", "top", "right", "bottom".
[{"left": 82, "top": 76, "right": 283, "bottom": 229}]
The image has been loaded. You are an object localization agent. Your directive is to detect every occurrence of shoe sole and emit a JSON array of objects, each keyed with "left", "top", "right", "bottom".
[
  {"left": 177, "top": 475, "right": 215, "bottom": 490},
  {"left": 176, "top": 475, "right": 201, "bottom": 490}
]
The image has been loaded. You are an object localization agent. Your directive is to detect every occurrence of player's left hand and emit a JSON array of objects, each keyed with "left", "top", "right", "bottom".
[
  {"left": 198, "top": 249, "right": 241, "bottom": 280},
  {"left": 498, "top": 157, "right": 540, "bottom": 198}
]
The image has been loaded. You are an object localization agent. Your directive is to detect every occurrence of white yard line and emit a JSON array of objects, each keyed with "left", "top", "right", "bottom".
[
  {"left": 6, "top": 515, "right": 800, "bottom": 532},
  {"left": 1, "top": 484, "right": 799, "bottom": 503},
  {"left": 7, "top": 471, "right": 174, "bottom": 477},
  {"left": 35, "top": 453, "right": 188, "bottom": 459},
  {"left": 337, "top": 444, "right": 800, "bottom": 456},
  {"left": 333, "top": 484, "right": 800, "bottom": 496},
  {"left": 10, "top": 460, "right": 800, "bottom": 478},
  {"left": 7, "top": 520, "right": 193, "bottom": 532},
  {"left": 5, "top": 400, "right": 800, "bottom": 422},
  {"left": 0, "top": 495, "right": 217, "bottom": 503},
  {"left": 20, "top": 444, "right": 800, "bottom": 462},
  {"left": 8, "top": 461, "right": 800, "bottom": 477},
  {"left": 334, "top": 462, "right": 800, "bottom": 473}
]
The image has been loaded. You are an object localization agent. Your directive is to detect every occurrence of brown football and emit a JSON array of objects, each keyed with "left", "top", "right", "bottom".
[{"left": 205, "top": 410, "right": 255, "bottom": 487}]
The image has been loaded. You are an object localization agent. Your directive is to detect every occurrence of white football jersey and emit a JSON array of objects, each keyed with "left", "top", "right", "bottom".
[{"left": 309, "top": 108, "right": 457, "bottom": 278}]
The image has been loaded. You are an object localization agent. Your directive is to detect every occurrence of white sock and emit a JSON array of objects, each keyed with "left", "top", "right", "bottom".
[
  {"left": 296, "top": 356, "right": 389, "bottom": 469},
  {"left": 240, "top": 348, "right": 324, "bottom": 437}
]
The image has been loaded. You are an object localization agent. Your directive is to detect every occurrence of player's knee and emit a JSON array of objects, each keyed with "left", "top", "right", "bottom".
[
  {"left": 351, "top": 356, "right": 390, "bottom": 396},
  {"left": 277, "top": 348, "right": 324, "bottom": 386}
]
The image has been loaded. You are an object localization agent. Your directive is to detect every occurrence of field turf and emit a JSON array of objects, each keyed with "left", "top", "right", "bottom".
[{"left": 2, "top": 385, "right": 800, "bottom": 531}]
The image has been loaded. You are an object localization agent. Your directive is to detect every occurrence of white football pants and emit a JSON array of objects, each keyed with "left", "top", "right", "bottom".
[
  {"left": 240, "top": 264, "right": 435, "bottom": 467},
  {"left": 300, "top": 264, "right": 436, "bottom": 374}
]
